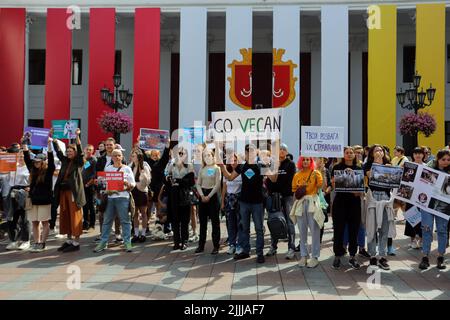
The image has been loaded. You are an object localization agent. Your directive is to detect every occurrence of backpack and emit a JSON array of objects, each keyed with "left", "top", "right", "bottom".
[{"left": 266, "top": 193, "right": 288, "bottom": 240}]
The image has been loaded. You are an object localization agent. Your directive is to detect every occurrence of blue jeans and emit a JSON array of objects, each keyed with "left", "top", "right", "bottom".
[
  {"left": 421, "top": 209, "right": 448, "bottom": 256},
  {"left": 269, "top": 196, "right": 296, "bottom": 251},
  {"left": 343, "top": 224, "right": 366, "bottom": 248},
  {"left": 225, "top": 194, "right": 240, "bottom": 247},
  {"left": 238, "top": 201, "right": 264, "bottom": 256},
  {"left": 100, "top": 197, "right": 131, "bottom": 244}
]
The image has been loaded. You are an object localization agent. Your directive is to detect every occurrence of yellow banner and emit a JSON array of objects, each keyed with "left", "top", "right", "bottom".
[
  {"left": 368, "top": 5, "right": 397, "bottom": 150},
  {"left": 416, "top": 4, "right": 446, "bottom": 153}
]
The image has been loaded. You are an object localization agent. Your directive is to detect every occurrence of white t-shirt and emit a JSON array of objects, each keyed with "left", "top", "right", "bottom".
[
  {"left": 105, "top": 164, "right": 136, "bottom": 198},
  {"left": 226, "top": 174, "right": 242, "bottom": 194},
  {"left": 9, "top": 164, "right": 30, "bottom": 187}
]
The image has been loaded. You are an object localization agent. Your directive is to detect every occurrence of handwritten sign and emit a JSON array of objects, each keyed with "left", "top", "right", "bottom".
[{"left": 300, "top": 126, "right": 344, "bottom": 158}]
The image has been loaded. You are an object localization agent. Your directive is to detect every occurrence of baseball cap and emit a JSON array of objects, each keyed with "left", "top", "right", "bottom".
[{"left": 33, "top": 153, "right": 47, "bottom": 162}]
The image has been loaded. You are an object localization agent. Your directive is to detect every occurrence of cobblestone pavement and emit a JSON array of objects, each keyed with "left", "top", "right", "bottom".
[{"left": 0, "top": 217, "right": 449, "bottom": 300}]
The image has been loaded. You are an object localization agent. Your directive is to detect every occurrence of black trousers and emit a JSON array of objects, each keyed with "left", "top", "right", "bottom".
[
  {"left": 49, "top": 195, "right": 58, "bottom": 230},
  {"left": 8, "top": 200, "right": 29, "bottom": 242},
  {"left": 198, "top": 189, "right": 220, "bottom": 249},
  {"left": 172, "top": 205, "right": 191, "bottom": 245},
  {"left": 83, "top": 186, "right": 96, "bottom": 228},
  {"left": 332, "top": 196, "right": 361, "bottom": 257}
]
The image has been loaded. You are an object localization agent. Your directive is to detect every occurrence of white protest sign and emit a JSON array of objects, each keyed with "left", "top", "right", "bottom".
[
  {"left": 211, "top": 109, "right": 282, "bottom": 141},
  {"left": 300, "top": 126, "right": 344, "bottom": 158},
  {"left": 394, "top": 162, "right": 449, "bottom": 220},
  {"left": 403, "top": 206, "right": 422, "bottom": 227}
]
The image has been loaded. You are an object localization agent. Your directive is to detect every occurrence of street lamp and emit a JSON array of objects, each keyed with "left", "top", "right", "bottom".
[
  {"left": 396, "top": 71, "right": 436, "bottom": 114},
  {"left": 100, "top": 74, "right": 133, "bottom": 112}
]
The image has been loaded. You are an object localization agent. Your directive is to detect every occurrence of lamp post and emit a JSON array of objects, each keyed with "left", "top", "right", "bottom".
[
  {"left": 396, "top": 71, "right": 436, "bottom": 114},
  {"left": 100, "top": 74, "right": 133, "bottom": 142},
  {"left": 396, "top": 71, "right": 436, "bottom": 155}
]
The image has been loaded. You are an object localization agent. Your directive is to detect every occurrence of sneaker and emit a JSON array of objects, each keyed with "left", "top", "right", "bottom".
[
  {"left": 332, "top": 257, "right": 341, "bottom": 270},
  {"left": 257, "top": 255, "right": 265, "bottom": 263},
  {"left": 378, "top": 257, "right": 390, "bottom": 270},
  {"left": 211, "top": 247, "right": 219, "bottom": 255},
  {"left": 173, "top": 243, "right": 181, "bottom": 250},
  {"left": 369, "top": 257, "right": 378, "bottom": 267},
  {"left": 18, "top": 241, "right": 30, "bottom": 250},
  {"left": 409, "top": 241, "right": 418, "bottom": 249},
  {"left": 358, "top": 248, "right": 371, "bottom": 259},
  {"left": 30, "top": 243, "right": 45, "bottom": 253},
  {"left": 189, "top": 234, "right": 199, "bottom": 243},
  {"left": 417, "top": 239, "right": 423, "bottom": 249},
  {"left": 419, "top": 256, "right": 430, "bottom": 270},
  {"left": 349, "top": 257, "right": 361, "bottom": 270},
  {"left": 124, "top": 242, "right": 133, "bottom": 252},
  {"left": 57, "top": 242, "right": 71, "bottom": 252},
  {"left": 138, "top": 235, "right": 146, "bottom": 243},
  {"left": 63, "top": 244, "right": 80, "bottom": 253},
  {"left": 6, "top": 241, "right": 19, "bottom": 250},
  {"left": 387, "top": 246, "right": 396, "bottom": 256},
  {"left": 265, "top": 246, "right": 277, "bottom": 257},
  {"left": 437, "top": 256, "right": 446, "bottom": 270},
  {"left": 82, "top": 222, "right": 89, "bottom": 231},
  {"left": 94, "top": 236, "right": 101, "bottom": 243},
  {"left": 294, "top": 244, "right": 300, "bottom": 252},
  {"left": 180, "top": 243, "right": 188, "bottom": 251},
  {"left": 145, "top": 227, "right": 150, "bottom": 235},
  {"left": 114, "top": 235, "right": 123, "bottom": 244},
  {"left": 234, "top": 252, "right": 250, "bottom": 260},
  {"left": 48, "top": 228, "right": 56, "bottom": 236},
  {"left": 195, "top": 246, "right": 204, "bottom": 254},
  {"left": 227, "top": 245, "right": 236, "bottom": 255},
  {"left": 298, "top": 257, "right": 307, "bottom": 267},
  {"left": 307, "top": 257, "right": 319, "bottom": 268},
  {"left": 93, "top": 242, "right": 108, "bottom": 253},
  {"left": 131, "top": 235, "right": 139, "bottom": 243},
  {"left": 285, "top": 248, "right": 295, "bottom": 260}
]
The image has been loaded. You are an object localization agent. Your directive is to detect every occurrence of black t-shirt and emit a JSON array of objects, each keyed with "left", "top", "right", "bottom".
[
  {"left": 363, "top": 162, "right": 391, "bottom": 196},
  {"left": 331, "top": 162, "right": 362, "bottom": 202},
  {"left": 235, "top": 163, "right": 263, "bottom": 203},
  {"left": 266, "top": 158, "right": 296, "bottom": 197}
]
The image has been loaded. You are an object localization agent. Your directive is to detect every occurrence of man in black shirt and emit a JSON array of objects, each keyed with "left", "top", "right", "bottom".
[
  {"left": 220, "top": 144, "right": 267, "bottom": 263},
  {"left": 82, "top": 144, "right": 97, "bottom": 230},
  {"left": 265, "top": 143, "right": 297, "bottom": 259}
]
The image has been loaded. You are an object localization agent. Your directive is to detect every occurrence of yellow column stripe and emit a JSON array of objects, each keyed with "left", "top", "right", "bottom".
[
  {"left": 368, "top": 5, "right": 397, "bottom": 150},
  {"left": 416, "top": 3, "right": 446, "bottom": 153}
]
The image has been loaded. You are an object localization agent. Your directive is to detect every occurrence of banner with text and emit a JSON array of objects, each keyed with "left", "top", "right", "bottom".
[
  {"left": 211, "top": 109, "right": 282, "bottom": 141},
  {"left": 300, "top": 126, "right": 344, "bottom": 158},
  {"left": 23, "top": 127, "right": 50, "bottom": 149},
  {"left": 139, "top": 128, "right": 169, "bottom": 152},
  {"left": 0, "top": 154, "right": 17, "bottom": 173},
  {"left": 97, "top": 171, "right": 124, "bottom": 192},
  {"left": 394, "top": 162, "right": 449, "bottom": 220}
]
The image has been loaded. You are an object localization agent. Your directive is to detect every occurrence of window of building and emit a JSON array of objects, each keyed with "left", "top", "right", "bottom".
[
  {"left": 29, "top": 49, "right": 46, "bottom": 85},
  {"left": 403, "top": 46, "right": 415, "bottom": 83},
  {"left": 115, "top": 50, "right": 122, "bottom": 76},
  {"left": 27, "top": 119, "right": 44, "bottom": 128},
  {"left": 72, "top": 49, "right": 83, "bottom": 85},
  {"left": 446, "top": 121, "right": 450, "bottom": 145}
]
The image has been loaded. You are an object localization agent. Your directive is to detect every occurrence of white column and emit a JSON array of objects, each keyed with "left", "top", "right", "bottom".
[
  {"left": 178, "top": 7, "right": 207, "bottom": 128},
  {"left": 225, "top": 6, "right": 252, "bottom": 111},
  {"left": 321, "top": 5, "right": 349, "bottom": 144},
  {"left": 159, "top": 51, "right": 171, "bottom": 131},
  {"left": 350, "top": 51, "right": 363, "bottom": 145},
  {"left": 273, "top": 6, "right": 300, "bottom": 159}
]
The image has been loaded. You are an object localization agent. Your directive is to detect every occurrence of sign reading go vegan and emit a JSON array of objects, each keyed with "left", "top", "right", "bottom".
[
  {"left": 211, "top": 109, "right": 282, "bottom": 141},
  {"left": 301, "top": 126, "right": 344, "bottom": 158}
]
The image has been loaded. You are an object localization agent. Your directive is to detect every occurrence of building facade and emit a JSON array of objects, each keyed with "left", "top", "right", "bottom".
[{"left": 1, "top": 0, "right": 450, "bottom": 157}]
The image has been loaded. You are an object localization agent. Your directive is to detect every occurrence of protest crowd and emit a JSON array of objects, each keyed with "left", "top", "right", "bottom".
[{"left": 0, "top": 126, "right": 449, "bottom": 272}]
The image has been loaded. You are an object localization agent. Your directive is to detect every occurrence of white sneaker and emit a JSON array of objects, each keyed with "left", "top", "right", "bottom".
[
  {"left": 410, "top": 241, "right": 419, "bottom": 249},
  {"left": 265, "top": 246, "right": 277, "bottom": 257},
  {"left": 298, "top": 257, "right": 307, "bottom": 267},
  {"left": 189, "top": 234, "right": 199, "bottom": 243},
  {"left": 417, "top": 239, "right": 423, "bottom": 249},
  {"left": 307, "top": 257, "right": 319, "bottom": 268},
  {"left": 286, "top": 248, "right": 295, "bottom": 260},
  {"left": 6, "top": 241, "right": 19, "bottom": 250},
  {"left": 18, "top": 241, "right": 31, "bottom": 250},
  {"left": 227, "top": 245, "right": 236, "bottom": 255}
]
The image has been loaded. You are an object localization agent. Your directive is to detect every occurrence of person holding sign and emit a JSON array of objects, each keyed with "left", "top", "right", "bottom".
[
  {"left": 94, "top": 149, "right": 136, "bottom": 253},
  {"left": 330, "top": 147, "right": 362, "bottom": 270},
  {"left": 22, "top": 137, "right": 55, "bottom": 252},
  {"left": 130, "top": 149, "right": 151, "bottom": 243},
  {"left": 289, "top": 157, "right": 323, "bottom": 268},
  {"left": 5, "top": 150, "right": 30, "bottom": 251},
  {"left": 419, "top": 149, "right": 450, "bottom": 270},
  {"left": 53, "top": 128, "right": 86, "bottom": 253},
  {"left": 363, "top": 144, "right": 396, "bottom": 270},
  {"left": 195, "top": 149, "right": 222, "bottom": 254}
]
